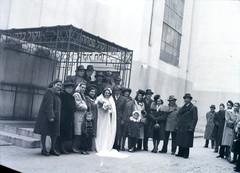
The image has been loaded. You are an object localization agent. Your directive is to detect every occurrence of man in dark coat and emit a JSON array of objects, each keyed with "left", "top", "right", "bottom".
[
  {"left": 89, "top": 71, "right": 106, "bottom": 96},
  {"left": 175, "top": 93, "right": 198, "bottom": 159},
  {"left": 112, "top": 85, "right": 127, "bottom": 151},
  {"left": 142, "top": 89, "right": 154, "bottom": 151},
  {"left": 66, "top": 65, "right": 87, "bottom": 89}
]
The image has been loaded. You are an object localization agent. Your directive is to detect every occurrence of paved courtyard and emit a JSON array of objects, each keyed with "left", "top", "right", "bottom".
[{"left": 0, "top": 137, "right": 236, "bottom": 173}]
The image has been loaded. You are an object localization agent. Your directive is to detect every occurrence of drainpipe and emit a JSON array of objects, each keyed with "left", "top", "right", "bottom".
[{"left": 148, "top": 0, "right": 155, "bottom": 47}]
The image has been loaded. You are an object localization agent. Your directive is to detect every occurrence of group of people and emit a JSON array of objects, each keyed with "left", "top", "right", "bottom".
[
  {"left": 34, "top": 64, "right": 199, "bottom": 160},
  {"left": 203, "top": 101, "right": 240, "bottom": 172}
]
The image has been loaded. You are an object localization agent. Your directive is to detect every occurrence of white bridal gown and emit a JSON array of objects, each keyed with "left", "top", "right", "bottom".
[{"left": 95, "top": 94, "right": 129, "bottom": 158}]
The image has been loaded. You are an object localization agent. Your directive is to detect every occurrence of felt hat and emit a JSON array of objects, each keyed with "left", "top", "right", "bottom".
[
  {"left": 122, "top": 87, "right": 132, "bottom": 94},
  {"left": 137, "top": 89, "right": 146, "bottom": 96},
  {"left": 183, "top": 93, "right": 193, "bottom": 99},
  {"left": 145, "top": 89, "right": 154, "bottom": 95},
  {"left": 168, "top": 95, "right": 177, "bottom": 101},
  {"left": 75, "top": 65, "right": 85, "bottom": 72},
  {"left": 86, "top": 65, "right": 94, "bottom": 71},
  {"left": 105, "top": 71, "right": 113, "bottom": 77},
  {"left": 113, "top": 85, "right": 122, "bottom": 91},
  {"left": 114, "top": 75, "right": 121, "bottom": 81},
  {"left": 210, "top": 105, "right": 216, "bottom": 109},
  {"left": 63, "top": 79, "right": 75, "bottom": 87}
]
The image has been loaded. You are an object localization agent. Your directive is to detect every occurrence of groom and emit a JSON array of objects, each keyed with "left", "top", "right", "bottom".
[{"left": 112, "top": 85, "right": 128, "bottom": 151}]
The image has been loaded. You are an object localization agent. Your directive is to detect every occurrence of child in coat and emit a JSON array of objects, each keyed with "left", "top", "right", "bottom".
[
  {"left": 81, "top": 111, "right": 95, "bottom": 155},
  {"left": 128, "top": 111, "right": 142, "bottom": 152}
]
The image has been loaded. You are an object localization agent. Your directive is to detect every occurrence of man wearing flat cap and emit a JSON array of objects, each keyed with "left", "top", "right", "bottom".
[
  {"left": 175, "top": 93, "right": 198, "bottom": 159},
  {"left": 142, "top": 89, "right": 154, "bottom": 151},
  {"left": 112, "top": 85, "right": 127, "bottom": 151},
  {"left": 90, "top": 71, "right": 106, "bottom": 96},
  {"left": 66, "top": 65, "right": 87, "bottom": 89},
  {"left": 160, "top": 95, "right": 180, "bottom": 155},
  {"left": 203, "top": 105, "right": 216, "bottom": 149}
]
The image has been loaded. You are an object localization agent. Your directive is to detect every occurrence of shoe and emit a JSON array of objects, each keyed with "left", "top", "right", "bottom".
[
  {"left": 213, "top": 150, "right": 218, "bottom": 153},
  {"left": 183, "top": 155, "right": 189, "bottom": 159},
  {"left": 121, "top": 148, "right": 125, "bottom": 151},
  {"left": 216, "top": 155, "right": 223, "bottom": 158},
  {"left": 144, "top": 148, "right": 148, "bottom": 151},
  {"left": 128, "top": 148, "right": 134, "bottom": 152},
  {"left": 49, "top": 150, "right": 60, "bottom": 156},
  {"left": 71, "top": 148, "right": 80, "bottom": 153},
  {"left": 175, "top": 154, "right": 183, "bottom": 157},
  {"left": 85, "top": 151, "right": 90, "bottom": 155},
  {"left": 234, "top": 167, "right": 240, "bottom": 172},
  {"left": 80, "top": 151, "right": 88, "bottom": 155},
  {"left": 203, "top": 146, "right": 208, "bottom": 148},
  {"left": 41, "top": 149, "right": 49, "bottom": 156},
  {"left": 171, "top": 152, "right": 176, "bottom": 155},
  {"left": 230, "top": 160, "right": 236, "bottom": 164},
  {"left": 159, "top": 150, "right": 167, "bottom": 153}
]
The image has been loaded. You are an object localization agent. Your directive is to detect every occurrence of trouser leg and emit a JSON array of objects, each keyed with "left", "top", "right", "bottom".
[
  {"left": 171, "top": 132, "right": 177, "bottom": 153},
  {"left": 162, "top": 131, "right": 170, "bottom": 152},
  {"left": 137, "top": 139, "right": 143, "bottom": 150},
  {"left": 204, "top": 139, "right": 209, "bottom": 147},
  {"left": 143, "top": 123, "right": 149, "bottom": 150}
]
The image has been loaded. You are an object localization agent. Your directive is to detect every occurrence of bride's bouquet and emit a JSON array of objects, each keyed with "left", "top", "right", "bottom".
[{"left": 97, "top": 99, "right": 112, "bottom": 113}]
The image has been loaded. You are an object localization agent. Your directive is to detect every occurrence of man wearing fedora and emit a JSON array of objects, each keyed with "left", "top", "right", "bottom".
[
  {"left": 84, "top": 65, "right": 95, "bottom": 86},
  {"left": 142, "top": 89, "right": 154, "bottom": 151},
  {"left": 113, "top": 75, "right": 123, "bottom": 89},
  {"left": 175, "top": 93, "right": 198, "bottom": 159},
  {"left": 112, "top": 85, "right": 127, "bottom": 151},
  {"left": 203, "top": 105, "right": 216, "bottom": 148},
  {"left": 160, "top": 95, "right": 180, "bottom": 155},
  {"left": 90, "top": 71, "right": 106, "bottom": 96},
  {"left": 66, "top": 65, "right": 87, "bottom": 89}
]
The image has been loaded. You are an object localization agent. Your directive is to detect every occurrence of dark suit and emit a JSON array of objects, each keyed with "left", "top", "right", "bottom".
[
  {"left": 143, "top": 98, "right": 153, "bottom": 150},
  {"left": 113, "top": 95, "right": 127, "bottom": 150},
  {"left": 89, "top": 81, "right": 106, "bottom": 96}
]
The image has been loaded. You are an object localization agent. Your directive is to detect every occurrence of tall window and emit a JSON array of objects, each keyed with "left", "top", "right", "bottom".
[{"left": 160, "top": 0, "right": 185, "bottom": 66}]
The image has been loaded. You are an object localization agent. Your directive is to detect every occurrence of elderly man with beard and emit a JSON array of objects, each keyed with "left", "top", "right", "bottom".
[{"left": 175, "top": 93, "right": 198, "bottom": 159}]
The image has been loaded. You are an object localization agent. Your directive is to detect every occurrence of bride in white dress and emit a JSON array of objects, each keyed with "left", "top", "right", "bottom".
[{"left": 95, "top": 88, "right": 129, "bottom": 158}]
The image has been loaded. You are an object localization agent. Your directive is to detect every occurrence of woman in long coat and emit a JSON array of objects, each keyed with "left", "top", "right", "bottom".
[
  {"left": 58, "top": 79, "right": 75, "bottom": 154},
  {"left": 72, "top": 82, "right": 88, "bottom": 154},
  {"left": 34, "top": 79, "right": 62, "bottom": 156},
  {"left": 85, "top": 84, "right": 98, "bottom": 151},
  {"left": 148, "top": 95, "right": 167, "bottom": 153},
  {"left": 134, "top": 89, "right": 146, "bottom": 150},
  {"left": 213, "top": 103, "right": 225, "bottom": 152}
]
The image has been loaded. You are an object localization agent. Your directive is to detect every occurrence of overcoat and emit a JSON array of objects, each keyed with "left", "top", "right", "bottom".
[
  {"left": 128, "top": 117, "right": 141, "bottom": 138},
  {"left": 85, "top": 96, "right": 98, "bottom": 137},
  {"left": 221, "top": 109, "right": 237, "bottom": 146},
  {"left": 165, "top": 104, "right": 179, "bottom": 132},
  {"left": 34, "top": 88, "right": 61, "bottom": 136},
  {"left": 213, "top": 110, "right": 225, "bottom": 147},
  {"left": 148, "top": 103, "right": 167, "bottom": 140},
  {"left": 176, "top": 102, "right": 198, "bottom": 148},
  {"left": 89, "top": 80, "right": 106, "bottom": 96},
  {"left": 59, "top": 90, "right": 75, "bottom": 140},
  {"left": 143, "top": 98, "right": 154, "bottom": 122},
  {"left": 113, "top": 95, "right": 127, "bottom": 140},
  {"left": 124, "top": 97, "right": 135, "bottom": 135},
  {"left": 134, "top": 100, "right": 145, "bottom": 139},
  {"left": 204, "top": 111, "right": 215, "bottom": 140},
  {"left": 73, "top": 92, "right": 88, "bottom": 135}
]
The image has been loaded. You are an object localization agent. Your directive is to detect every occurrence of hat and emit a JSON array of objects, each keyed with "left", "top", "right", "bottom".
[
  {"left": 95, "top": 71, "right": 105, "bottom": 78},
  {"left": 145, "top": 89, "right": 154, "bottom": 95},
  {"left": 113, "top": 85, "right": 122, "bottom": 91},
  {"left": 105, "top": 71, "right": 113, "bottom": 77},
  {"left": 114, "top": 75, "right": 121, "bottom": 81},
  {"left": 86, "top": 65, "right": 94, "bottom": 71},
  {"left": 168, "top": 95, "right": 177, "bottom": 101},
  {"left": 137, "top": 89, "right": 146, "bottom": 96},
  {"left": 75, "top": 65, "right": 85, "bottom": 72},
  {"left": 210, "top": 105, "right": 216, "bottom": 109},
  {"left": 183, "top": 93, "right": 193, "bottom": 99},
  {"left": 87, "top": 84, "right": 97, "bottom": 90},
  {"left": 122, "top": 87, "right": 132, "bottom": 94},
  {"left": 63, "top": 79, "right": 75, "bottom": 87}
]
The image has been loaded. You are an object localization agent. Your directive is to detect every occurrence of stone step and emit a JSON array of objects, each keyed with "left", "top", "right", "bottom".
[
  {"left": 0, "top": 124, "right": 40, "bottom": 139},
  {"left": 0, "top": 130, "right": 40, "bottom": 148}
]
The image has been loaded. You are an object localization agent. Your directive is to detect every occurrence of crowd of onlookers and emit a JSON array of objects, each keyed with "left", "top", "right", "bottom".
[{"left": 203, "top": 101, "right": 240, "bottom": 172}]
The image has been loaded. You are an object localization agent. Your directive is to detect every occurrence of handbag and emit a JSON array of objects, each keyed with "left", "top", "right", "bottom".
[{"left": 231, "top": 134, "right": 240, "bottom": 154}]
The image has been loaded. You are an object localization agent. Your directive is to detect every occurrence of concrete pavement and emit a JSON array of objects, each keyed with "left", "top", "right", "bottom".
[{"left": 0, "top": 137, "right": 237, "bottom": 173}]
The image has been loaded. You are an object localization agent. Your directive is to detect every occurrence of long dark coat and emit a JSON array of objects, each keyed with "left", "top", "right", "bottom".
[
  {"left": 143, "top": 98, "right": 154, "bottom": 122},
  {"left": 85, "top": 96, "right": 98, "bottom": 137},
  {"left": 60, "top": 90, "right": 75, "bottom": 140},
  {"left": 148, "top": 105, "right": 167, "bottom": 140},
  {"left": 213, "top": 110, "right": 225, "bottom": 147},
  {"left": 34, "top": 88, "right": 61, "bottom": 136},
  {"left": 124, "top": 97, "right": 135, "bottom": 135},
  {"left": 176, "top": 103, "right": 198, "bottom": 148},
  {"left": 204, "top": 111, "right": 215, "bottom": 140},
  {"left": 113, "top": 95, "right": 127, "bottom": 140}
]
